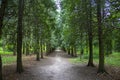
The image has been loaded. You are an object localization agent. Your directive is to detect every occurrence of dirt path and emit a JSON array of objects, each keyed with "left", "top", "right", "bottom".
[{"left": 3, "top": 50, "right": 114, "bottom": 80}]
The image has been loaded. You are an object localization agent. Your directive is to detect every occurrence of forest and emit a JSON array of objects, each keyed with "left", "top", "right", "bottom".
[{"left": 0, "top": 0, "right": 120, "bottom": 80}]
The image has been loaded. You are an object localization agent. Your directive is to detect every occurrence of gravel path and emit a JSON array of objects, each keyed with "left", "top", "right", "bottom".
[{"left": 4, "top": 50, "right": 114, "bottom": 80}]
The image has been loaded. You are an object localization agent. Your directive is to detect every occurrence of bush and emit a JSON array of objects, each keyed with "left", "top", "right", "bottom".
[{"left": 6, "top": 45, "right": 13, "bottom": 52}]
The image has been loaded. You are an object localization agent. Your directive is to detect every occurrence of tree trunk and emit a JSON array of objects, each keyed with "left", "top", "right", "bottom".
[
  {"left": 87, "top": 31, "right": 94, "bottom": 66},
  {"left": 26, "top": 43, "right": 29, "bottom": 56},
  {"left": 13, "top": 43, "right": 16, "bottom": 56},
  {"left": 87, "top": 0, "right": 94, "bottom": 67},
  {"left": 0, "top": 0, "right": 8, "bottom": 79},
  {"left": 41, "top": 40, "right": 43, "bottom": 59},
  {"left": 71, "top": 47, "right": 74, "bottom": 57},
  {"left": 80, "top": 49, "right": 84, "bottom": 59},
  {"left": 74, "top": 47, "right": 77, "bottom": 57},
  {"left": 36, "top": 37, "right": 40, "bottom": 61},
  {"left": 97, "top": 0, "right": 106, "bottom": 73},
  {"left": 16, "top": 0, "right": 24, "bottom": 73},
  {"left": 68, "top": 47, "right": 70, "bottom": 55},
  {"left": 0, "top": 55, "right": 2, "bottom": 80},
  {"left": 36, "top": 51, "right": 40, "bottom": 61},
  {"left": 0, "top": 0, "right": 8, "bottom": 37}
]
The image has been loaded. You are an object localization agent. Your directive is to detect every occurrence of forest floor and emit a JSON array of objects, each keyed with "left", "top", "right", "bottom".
[{"left": 3, "top": 50, "right": 120, "bottom": 80}]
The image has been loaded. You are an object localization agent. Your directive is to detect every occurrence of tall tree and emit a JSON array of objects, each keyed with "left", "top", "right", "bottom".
[
  {"left": 0, "top": 0, "right": 8, "bottom": 79},
  {"left": 16, "top": 0, "right": 24, "bottom": 73},
  {"left": 40, "top": 39, "right": 44, "bottom": 59},
  {"left": 87, "top": 0, "right": 94, "bottom": 67},
  {"left": 97, "top": 0, "right": 106, "bottom": 73},
  {"left": 0, "top": 0, "right": 8, "bottom": 37}
]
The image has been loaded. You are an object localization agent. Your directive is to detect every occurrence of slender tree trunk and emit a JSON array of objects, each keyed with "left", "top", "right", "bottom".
[
  {"left": 97, "top": 0, "right": 106, "bottom": 73},
  {"left": 16, "top": 0, "right": 24, "bottom": 73},
  {"left": 36, "top": 51, "right": 40, "bottom": 61},
  {"left": 71, "top": 46, "right": 74, "bottom": 57},
  {"left": 87, "top": 0, "right": 94, "bottom": 67},
  {"left": 36, "top": 37, "right": 40, "bottom": 61},
  {"left": 0, "top": 0, "right": 8, "bottom": 79},
  {"left": 68, "top": 47, "right": 70, "bottom": 55},
  {"left": 26, "top": 43, "right": 29, "bottom": 56},
  {"left": 41, "top": 40, "right": 43, "bottom": 59},
  {"left": 0, "top": 55, "right": 2, "bottom": 80},
  {"left": 86, "top": 38, "right": 89, "bottom": 54},
  {"left": 0, "top": 0, "right": 8, "bottom": 37},
  {"left": 87, "top": 31, "right": 94, "bottom": 66},
  {"left": 13, "top": 42, "right": 16, "bottom": 55},
  {"left": 74, "top": 47, "right": 77, "bottom": 57}
]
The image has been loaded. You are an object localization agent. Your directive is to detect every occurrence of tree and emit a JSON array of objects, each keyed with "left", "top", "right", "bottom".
[
  {"left": 16, "top": 0, "right": 24, "bottom": 73},
  {"left": 0, "top": 0, "right": 8, "bottom": 79},
  {"left": 97, "top": 0, "right": 106, "bottom": 73},
  {"left": 87, "top": 0, "right": 94, "bottom": 67}
]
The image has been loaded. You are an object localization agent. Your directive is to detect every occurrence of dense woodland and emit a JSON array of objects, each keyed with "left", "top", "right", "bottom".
[{"left": 0, "top": 0, "right": 120, "bottom": 80}]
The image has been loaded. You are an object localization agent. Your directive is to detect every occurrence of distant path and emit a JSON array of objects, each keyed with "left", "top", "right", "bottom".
[{"left": 4, "top": 50, "right": 112, "bottom": 80}]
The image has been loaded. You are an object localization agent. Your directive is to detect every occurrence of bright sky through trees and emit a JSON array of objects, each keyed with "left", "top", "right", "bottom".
[
  {"left": 55, "top": 0, "right": 61, "bottom": 13},
  {"left": 54, "top": 0, "right": 62, "bottom": 29}
]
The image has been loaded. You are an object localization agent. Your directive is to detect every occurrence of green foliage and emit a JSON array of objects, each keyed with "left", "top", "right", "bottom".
[
  {"left": 0, "top": 49, "right": 13, "bottom": 55},
  {"left": 2, "top": 56, "right": 16, "bottom": 65}
]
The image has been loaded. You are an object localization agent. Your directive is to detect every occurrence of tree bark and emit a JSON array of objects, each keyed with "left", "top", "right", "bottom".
[
  {"left": 97, "top": 0, "right": 106, "bottom": 73},
  {"left": 87, "top": 0, "right": 94, "bottom": 67},
  {"left": 0, "top": 55, "right": 2, "bottom": 80},
  {"left": 16, "top": 0, "right": 24, "bottom": 73},
  {"left": 13, "top": 42, "right": 17, "bottom": 56},
  {"left": 36, "top": 51, "right": 40, "bottom": 61},
  {"left": 0, "top": 0, "right": 8, "bottom": 79},
  {"left": 0, "top": 0, "right": 8, "bottom": 37},
  {"left": 26, "top": 43, "right": 29, "bottom": 56},
  {"left": 74, "top": 47, "right": 77, "bottom": 57},
  {"left": 71, "top": 47, "right": 74, "bottom": 57},
  {"left": 68, "top": 47, "right": 70, "bottom": 55},
  {"left": 41, "top": 40, "right": 43, "bottom": 59},
  {"left": 36, "top": 37, "right": 40, "bottom": 61}
]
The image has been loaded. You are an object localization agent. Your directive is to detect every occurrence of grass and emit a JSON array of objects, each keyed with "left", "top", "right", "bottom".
[
  {"left": 105, "top": 52, "right": 120, "bottom": 66},
  {"left": 0, "top": 47, "right": 15, "bottom": 65},
  {"left": 70, "top": 48, "right": 120, "bottom": 67},
  {"left": 2, "top": 56, "right": 16, "bottom": 65}
]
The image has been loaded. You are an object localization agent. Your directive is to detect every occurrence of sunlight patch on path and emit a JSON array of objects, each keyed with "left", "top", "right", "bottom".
[
  {"left": 56, "top": 57, "right": 62, "bottom": 62},
  {"left": 55, "top": 49, "right": 61, "bottom": 52}
]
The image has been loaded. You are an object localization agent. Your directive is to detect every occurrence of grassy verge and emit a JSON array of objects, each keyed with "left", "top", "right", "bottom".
[
  {"left": 0, "top": 47, "right": 15, "bottom": 65},
  {"left": 105, "top": 52, "right": 120, "bottom": 66},
  {"left": 70, "top": 52, "right": 120, "bottom": 67},
  {"left": 2, "top": 56, "right": 16, "bottom": 65}
]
